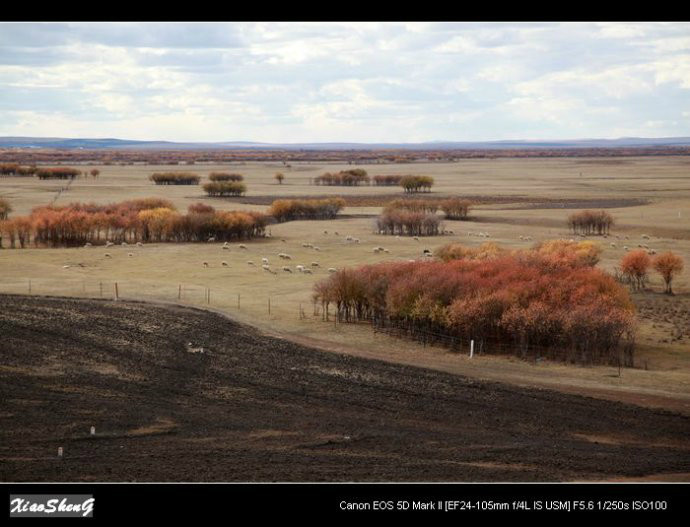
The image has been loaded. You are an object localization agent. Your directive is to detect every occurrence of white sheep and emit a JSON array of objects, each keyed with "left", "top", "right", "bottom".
[
  {"left": 84, "top": 242, "right": 92, "bottom": 248},
  {"left": 238, "top": 244, "right": 247, "bottom": 249},
  {"left": 136, "top": 241, "right": 143, "bottom": 247},
  {"left": 121, "top": 241, "right": 128, "bottom": 246},
  {"left": 334, "top": 231, "right": 339, "bottom": 235},
  {"left": 314, "top": 246, "right": 321, "bottom": 251},
  {"left": 222, "top": 245, "right": 230, "bottom": 250},
  {"left": 208, "top": 236, "right": 216, "bottom": 243},
  {"left": 641, "top": 234, "right": 650, "bottom": 239},
  {"left": 303, "top": 268, "right": 313, "bottom": 274},
  {"left": 413, "top": 236, "right": 419, "bottom": 241},
  {"left": 296, "top": 265, "right": 305, "bottom": 272},
  {"left": 328, "top": 268, "right": 337, "bottom": 273},
  {"left": 610, "top": 242, "right": 617, "bottom": 248},
  {"left": 262, "top": 258, "right": 269, "bottom": 264}
]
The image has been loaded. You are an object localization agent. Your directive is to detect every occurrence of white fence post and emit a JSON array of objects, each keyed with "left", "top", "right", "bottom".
[{"left": 470, "top": 339, "right": 474, "bottom": 358}]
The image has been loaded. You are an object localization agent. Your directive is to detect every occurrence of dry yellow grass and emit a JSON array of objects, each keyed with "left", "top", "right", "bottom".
[{"left": 1, "top": 156, "right": 689, "bottom": 413}]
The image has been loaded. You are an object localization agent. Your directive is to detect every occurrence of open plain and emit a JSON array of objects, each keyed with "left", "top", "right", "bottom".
[{"left": 1, "top": 155, "right": 689, "bottom": 481}]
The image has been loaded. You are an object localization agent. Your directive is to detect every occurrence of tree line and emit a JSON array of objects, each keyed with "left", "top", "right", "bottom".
[
  {"left": 313, "top": 240, "right": 636, "bottom": 366},
  {"left": 0, "top": 199, "right": 267, "bottom": 248}
]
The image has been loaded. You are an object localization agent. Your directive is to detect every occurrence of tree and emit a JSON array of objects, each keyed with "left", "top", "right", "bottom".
[
  {"left": 275, "top": 173, "right": 285, "bottom": 185},
  {"left": 620, "top": 250, "right": 651, "bottom": 291},
  {"left": 653, "top": 252, "right": 684, "bottom": 295},
  {"left": 90, "top": 169, "right": 100, "bottom": 179}
]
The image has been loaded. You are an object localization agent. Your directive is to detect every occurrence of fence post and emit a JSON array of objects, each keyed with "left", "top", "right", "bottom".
[
  {"left": 470, "top": 339, "right": 474, "bottom": 358},
  {"left": 268, "top": 297, "right": 271, "bottom": 315},
  {"left": 178, "top": 284, "right": 181, "bottom": 300},
  {"left": 207, "top": 288, "right": 210, "bottom": 305},
  {"left": 99, "top": 282, "right": 103, "bottom": 297},
  {"left": 114, "top": 282, "right": 119, "bottom": 300},
  {"left": 237, "top": 293, "right": 240, "bottom": 310},
  {"left": 28, "top": 279, "right": 31, "bottom": 294}
]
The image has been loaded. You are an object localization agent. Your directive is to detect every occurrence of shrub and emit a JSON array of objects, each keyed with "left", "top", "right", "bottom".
[
  {"left": 149, "top": 173, "right": 201, "bottom": 185},
  {"left": 314, "top": 169, "right": 370, "bottom": 186},
  {"left": 36, "top": 167, "right": 80, "bottom": 180},
  {"left": 439, "top": 198, "right": 472, "bottom": 220},
  {"left": 203, "top": 181, "right": 246, "bottom": 197},
  {"left": 208, "top": 172, "right": 244, "bottom": 182},
  {"left": 567, "top": 210, "right": 614, "bottom": 235},
  {"left": 372, "top": 175, "right": 404, "bottom": 186},
  {"left": 400, "top": 175, "right": 434, "bottom": 193},
  {"left": 269, "top": 198, "right": 345, "bottom": 222}
]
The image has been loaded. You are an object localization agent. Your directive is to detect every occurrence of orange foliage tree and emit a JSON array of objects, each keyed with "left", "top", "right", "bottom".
[
  {"left": 653, "top": 252, "right": 684, "bottom": 294},
  {"left": 313, "top": 244, "right": 636, "bottom": 365},
  {"left": 620, "top": 249, "right": 651, "bottom": 291}
]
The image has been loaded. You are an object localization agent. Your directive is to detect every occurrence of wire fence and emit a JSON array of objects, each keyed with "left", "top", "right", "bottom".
[{"left": 0, "top": 277, "right": 634, "bottom": 370}]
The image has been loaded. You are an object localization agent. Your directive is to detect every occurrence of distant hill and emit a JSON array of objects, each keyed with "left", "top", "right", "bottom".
[{"left": 1, "top": 136, "right": 690, "bottom": 150}]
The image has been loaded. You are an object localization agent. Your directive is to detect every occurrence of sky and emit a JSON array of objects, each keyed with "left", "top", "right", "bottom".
[{"left": 0, "top": 21, "right": 689, "bottom": 143}]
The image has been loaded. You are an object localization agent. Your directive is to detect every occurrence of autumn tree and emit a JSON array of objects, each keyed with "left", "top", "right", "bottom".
[
  {"left": 620, "top": 249, "right": 651, "bottom": 291},
  {"left": 653, "top": 252, "right": 684, "bottom": 294},
  {"left": 90, "top": 169, "right": 100, "bottom": 179},
  {"left": 0, "top": 198, "right": 11, "bottom": 220},
  {"left": 275, "top": 173, "right": 285, "bottom": 184}
]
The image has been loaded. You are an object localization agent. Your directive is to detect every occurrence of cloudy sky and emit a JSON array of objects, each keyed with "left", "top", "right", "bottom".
[{"left": 1, "top": 22, "right": 689, "bottom": 143}]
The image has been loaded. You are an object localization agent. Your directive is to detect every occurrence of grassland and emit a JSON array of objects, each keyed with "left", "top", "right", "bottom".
[{"left": 1, "top": 156, "right": 689, "bottom": 414}]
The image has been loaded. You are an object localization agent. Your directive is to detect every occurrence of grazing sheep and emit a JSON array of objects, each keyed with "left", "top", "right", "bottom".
[
  {"left": 328, "top": 268, "right": 337, "bottom": 273},
  {"left": 302, "top": 243, "right": 313, "bottom": 248},
  {"left": 121, "top": 241, "right": 128, "bottom": 246},
  {"left": 303, "top": 268, "right": 313, "bottom": 274},
  {"left": 262, "top": 264, "right": 271, "bottom": 271},
  {"left": 238, "top": 244, "right": 247, "bottom": 249},
  {"left": 311, "top": 262, "right": 319, "bottom": 267},
  {"left": 624, "top": 246, "right": 629, "bottom": 251},
  {"left": 346, "top": 235, "right": 353, "bottom": 241},
  {"left": 323, "top": 230, "right": 328, "bottom": 234},
  {"left": 222, "top": 261, "right": 229, "bottom": 267},
  {"left": 296, "top": 265, "right": 305, "bottom": 272},
  {"left": 105, "top": 241, "right": 114, "bottom": 248},
  {"left": 448, "top": 230, "right": 454, "bottom": 235},
  {"left": 353, "top": 239, "right": 360, "bottom": 244},
  {"left": 423, "top": 248, "right": 431, "bottom": 254},
  {"left": 222, "top": 245, "right": 230, "bottom": 250},
  {"left": 283, "top": 254, "right": 292, "bottom": 260},
  {"left": 281, "top": 239, "right": 287, "bottom": 243},
  {"left": 262, "top": 258, "right": 269, "bottom": 264},
  {"left": 373, "top": 248, "right": 381, "bottom": 253},
  {"left": 62, "top": 265, "right": 70, "bottom": 269},
  {"left": 383, "top": 249, "right": 390, "bottom": 253},
  {"left": 648, "top": 249, "right": 657, "bottom": 255},
  {"left": 610, "top": 242, "right": 617, "bottom": 248},
  {"left": 136, "top": 241, "right": 143, "bottom": 247},
  {"left": 84, "top": 242, "right": 92, "bottom": 248},
  {"left": 413, "top": 236, "right": 419, "bottom": 241},
  {"left": 314, "top": 246, "right": 321, "bottom": 251},
  {"left": 208, "top": 236, "right": 216, "bottom": 243},
  {"left": 334, "top": 231, "right": 339, "bottom": 235},
  {"left": 642, "top": 234, "right": 650, "bottom": 240},
  {"left": 282, "top": 266, "right": 292, "bottom": 273}
]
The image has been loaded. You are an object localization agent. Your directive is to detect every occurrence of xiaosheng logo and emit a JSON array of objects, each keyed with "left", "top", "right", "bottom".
[{"left": 9, "top": 495, "right": 94, "bottom": 518}]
